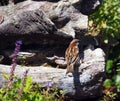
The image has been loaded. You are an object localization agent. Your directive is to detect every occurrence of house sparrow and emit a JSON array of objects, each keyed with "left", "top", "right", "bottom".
[{"left": 65, "top": 39, "right": 79, "bottom": 74}]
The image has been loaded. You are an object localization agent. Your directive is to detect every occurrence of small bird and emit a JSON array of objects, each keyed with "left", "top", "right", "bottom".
[{"left": 65, "top": 39, "right": 79, "bottom": 74}]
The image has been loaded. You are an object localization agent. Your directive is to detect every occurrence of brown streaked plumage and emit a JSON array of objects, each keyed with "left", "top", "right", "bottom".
[{"left": 65, "top": 39, "right": 79, "bottom": 74}]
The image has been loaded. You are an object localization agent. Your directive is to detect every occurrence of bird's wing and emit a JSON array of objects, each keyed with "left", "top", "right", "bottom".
[
  {"left": 65, "top": 47, "right": 70, "bottom": 64},
  {"left": 65, "top": 46, "right": 79, "bottom": 65},
  {"left": 71, "top": 46, "right": 79, "bottom": 63}
]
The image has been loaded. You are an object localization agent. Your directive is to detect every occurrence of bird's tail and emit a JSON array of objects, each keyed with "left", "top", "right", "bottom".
[{"left": 66, "top": 64, "right": 74, "bottom": 74}]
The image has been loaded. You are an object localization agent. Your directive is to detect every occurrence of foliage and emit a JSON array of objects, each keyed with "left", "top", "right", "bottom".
[
  {"left": 89, "top": 0, "right": 120, "bottom": 40},
  {"left": 100, "top": 90, "right": 117, "bottom": 101},
  {"left": 0, "top": 75, "right": 66, "bottom": 101},
  {"left": 104, "top": 46, "right": 120, "bottom": 92},
  {"left": 89, "top": 0, "right": 120, "bottom": 93}
]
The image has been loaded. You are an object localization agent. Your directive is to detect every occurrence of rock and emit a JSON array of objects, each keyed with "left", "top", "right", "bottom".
[
  {"left": 58, "top": 47, "right": 105, "bottom": 100},
  {"left": 0, "top": 47, "right": 105, "bottom": 100},
  {"left": 46, "top": 55, "right": 66, "bottom": 68},
  {"left": 0, "top": 1, "right": 104, "bottom": 100},
  {"left": 0, "top": 13, "right": 4, "bottom": 24},
  {"left": 0, "top": 0, "right": 102, "bottom": 65},
  {"left": 0, "top": 1, "right": 73, "bottom": 49},
  {"left": 0, "top": 55, "right": 4, "bottom": 63},
  {"left": 0, "top": 0, "right": 102, "bottom": 50},
  {"left": 80, "top": 0, "right": 102, "bottom": 15}
]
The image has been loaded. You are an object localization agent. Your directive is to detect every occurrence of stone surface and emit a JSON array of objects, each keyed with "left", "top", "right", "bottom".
[
  {"left": 58, "top": 47, "right": 105, "bottom": 100},
  {"left": 0, "top": 55, "right": 4, "bottom": 63},
  {"left": 0, "top": 0, "right": 104, "bottom": 100},
  {"left": 0, "top": 47, "right": 105, "bottom": 100},
  {"left": 0, "top": 0, "right": 102, "bottom": 65}
]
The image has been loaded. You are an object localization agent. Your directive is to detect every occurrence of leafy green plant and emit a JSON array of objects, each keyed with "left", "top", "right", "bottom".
[
  {"left": 0, "top": 76, "right": 66, "bottom": 101},
  {"left": 104, "top": 45, "right": 120, "bottom": 92},
  {"left": 89, "top": 0, "right": 120, "bottom": 40},
  {"left": 101, "top": 91, "right": 117, "bottom": 101},
  {"left": 89, "top": 0, "right": 120, "bottom": 92}
]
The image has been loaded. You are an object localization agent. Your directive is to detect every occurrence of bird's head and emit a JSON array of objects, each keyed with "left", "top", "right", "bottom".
[{"left": 70, "top": 39, "right": 79, "bottom": 47}]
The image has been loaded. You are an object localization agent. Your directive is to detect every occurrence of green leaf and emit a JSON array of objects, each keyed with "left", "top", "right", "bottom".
[
  {"left": 106, "top": 60, "right": 114, "bottom": 73},
  {"left": 2, "top": 72, "right": 9, "bottom": 80},
  {"left": 115, "top": 75, "right": 120, "bottom": 91},
  {"left": 24, "top": 76, "right": 32, "bottom": 93},
  {"left": 103, "top": 79, "right": 113, "bottom": 88}
]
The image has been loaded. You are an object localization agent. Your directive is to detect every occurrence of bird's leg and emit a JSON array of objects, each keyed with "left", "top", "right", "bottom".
[{"left": 80, "top": 58, "right": 83, "bottom": 64}]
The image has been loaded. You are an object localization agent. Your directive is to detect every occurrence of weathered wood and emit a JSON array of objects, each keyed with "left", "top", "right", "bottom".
[{"left": 0, "top": 47, "right": 105, "bottom": 100}]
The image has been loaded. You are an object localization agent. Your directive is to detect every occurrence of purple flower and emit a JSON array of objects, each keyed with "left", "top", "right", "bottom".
[
  {"left": 12, "top": 40, "right": 22, "bottom": 63},
  {"left": 16, "top": 40, "right": 22, "bottom": 45},
  {"left": 7, "top": 40, "right": 22, "bottom": 90},
  {"left": 48, "top": 81, "right": 53, "bottom": 87}
]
